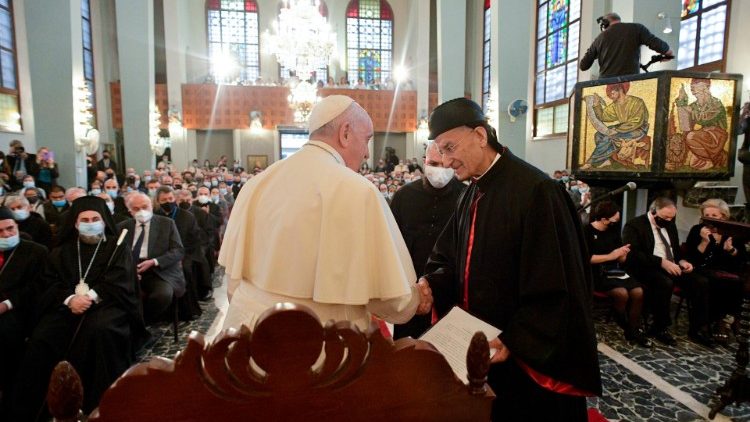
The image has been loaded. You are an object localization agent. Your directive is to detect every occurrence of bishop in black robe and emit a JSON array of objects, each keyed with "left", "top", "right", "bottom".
[
  {"left": 423, "top": 98, "right": 601, "bottom": 421},
  {"left": 0, "top": 208, "right": 47, "bottom": 418},
  {"left": 9, "top": 196, "right": 144, "bottom": 421}
]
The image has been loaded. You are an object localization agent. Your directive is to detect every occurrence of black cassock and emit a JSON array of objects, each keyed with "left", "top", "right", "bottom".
[
  {"left": 425, "top": 149, "right": 601, "bottom": 420},
  {"left": 389, "top": 177, "right": 464, "bottom": 339},
  {"left": 10, "top": 233, "right": 143, "bottom": 420},
  {"left": 0, "top": 239, "right": 47, "bottom": 417}
]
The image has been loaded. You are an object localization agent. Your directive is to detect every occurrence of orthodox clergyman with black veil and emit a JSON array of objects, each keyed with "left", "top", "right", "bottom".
[{"left": 10, "top": 196, "right": 143, "bottom": 421}]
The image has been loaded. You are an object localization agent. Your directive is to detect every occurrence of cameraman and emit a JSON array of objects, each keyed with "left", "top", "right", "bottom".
[
  {"left": 580, "top": 13, "right": 672, "bottom": 79},
  {"left": 6, "top": 140, "right": 39, "bottom": 191}
]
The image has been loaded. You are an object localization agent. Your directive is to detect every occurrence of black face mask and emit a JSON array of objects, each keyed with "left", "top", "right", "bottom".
[
  {"left": 27, "top": 196, "right": 39, "bottom": 204},
  {"left": 174, "top": 184, "right": 182, "bottom": 190},
  {"left": 179, "top": 202, "right": 191, "bottom": 210},
  {"left": 160, "top": 202, "right": 177, "bottom": 214},
  {"left": 654, "top": 215, "right": 670, "bottom": 228}
]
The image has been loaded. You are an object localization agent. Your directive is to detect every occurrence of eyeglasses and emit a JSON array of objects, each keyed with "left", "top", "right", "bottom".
[{"left": 436, "top": 131, "right": 473, "bottom": 157}]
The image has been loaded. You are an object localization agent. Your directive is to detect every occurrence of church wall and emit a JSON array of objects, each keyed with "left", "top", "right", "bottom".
[
  {"left": 195, "top": 129, "right": 234, "bottom": 163},
  {"left": 0, "top": 0, "right": 35, "bottom": 151},
  {"left": 237, "top": 127, "right": 277, "bottom": 167}
]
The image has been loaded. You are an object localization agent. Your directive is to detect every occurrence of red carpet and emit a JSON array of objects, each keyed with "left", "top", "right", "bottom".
[{"left": 587, "top": 408, "right": 609, "bottom": 422}]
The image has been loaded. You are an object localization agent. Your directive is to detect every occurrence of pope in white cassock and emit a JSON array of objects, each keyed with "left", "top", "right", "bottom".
[{"left": 219, "top": 95, "right": 432, "bottom": 331}]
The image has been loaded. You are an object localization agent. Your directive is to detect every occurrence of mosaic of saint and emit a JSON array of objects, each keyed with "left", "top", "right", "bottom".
[
  {"left": 665, "top": 77, "right": 735, "bottom": 172},
  {"left": 577, "top": 79, "right": 658, "bottom": 172}
]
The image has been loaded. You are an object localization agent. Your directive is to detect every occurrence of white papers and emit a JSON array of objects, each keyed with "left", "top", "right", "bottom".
[{"left": 419, "top": 306, "right": 501, "bottom": 383}]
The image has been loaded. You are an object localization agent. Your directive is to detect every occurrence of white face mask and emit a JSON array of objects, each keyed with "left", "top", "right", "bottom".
[
  {"left": 424, "top": 165, "right": 455, "bottom": 189},
  {"left": 135, "top": 209, "right": 153, "bottom": 223},
  {"left": 197, "top": 195, "right": 210, "bottom": 204}
]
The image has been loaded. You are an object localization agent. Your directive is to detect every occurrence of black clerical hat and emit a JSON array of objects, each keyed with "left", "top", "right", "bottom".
[
  {"left": 428, "top": 97, "right": 487, "bottom": 140},
  {"left": 0, "top": 207, "right": 14, "bottom": 222}
]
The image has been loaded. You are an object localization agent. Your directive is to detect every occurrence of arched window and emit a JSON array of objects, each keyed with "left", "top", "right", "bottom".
[
  {"left": 278, "top": 1, "right": 329, "bottom": 83},
  {"left": 0, "top": 0, "right": 20, "bottom": 132},
  {"left": 678, "top": 0, "right": 730, "bottom": 72},
  {"left": 481, "top": 0, "right": 491, "bottom": 112},
  {"left": 206, "top": 0, "right": 260, "bottom": 83},
  {"left": 533, "top": 0, "right": 580, "bottom": 137},
  {"left": 82, "top": 0, "right": 96, "bottom": 128},
  {"left": 345, "top": 0, "right": 393, "bottom": 86}
]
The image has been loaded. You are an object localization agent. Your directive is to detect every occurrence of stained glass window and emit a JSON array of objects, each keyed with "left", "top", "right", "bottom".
[
  {"left": 207, "top": 0, "right": 260, "bottom": 83},
  {"left": 0, "top": 0, "right": 19, "bottom": 132},
  {"left": 481, "top": 0, "right": 491, "bottom": 112},
  {"left": 678, "top": 0, "right": 729, "bottom": 71},
  {"left": 534, "top": 0, "right": 580, "bottom": 137},
  {"left": 279, "top": 1, "right": 329, "bottom": 83},
  {"left": 81, "top": 0, "right": 96, "bottom": 128},
  {"left": 345, "top": 0, "right": 394, "bottom": 85}
]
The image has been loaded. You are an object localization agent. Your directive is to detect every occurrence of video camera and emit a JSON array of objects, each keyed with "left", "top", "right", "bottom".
[{"left": 596, "top": 16, "right": 610, "bottom": 31}]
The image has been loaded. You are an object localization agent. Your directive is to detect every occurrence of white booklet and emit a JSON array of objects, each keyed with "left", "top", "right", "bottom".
[{"left": 419, "top": 306, "right": 501, "bottom": 383}]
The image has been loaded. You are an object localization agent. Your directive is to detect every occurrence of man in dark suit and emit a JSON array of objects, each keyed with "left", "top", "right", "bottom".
[
  {"left": 120, "top": 192, "right": 185, "bottom": 324},
  {"left": 7, "top": 195, "right": 52, "bottom": 248},
  {"left": 622, "top": 197, "right": 712, "bottom": 347},
  {"left": 0, "top": 207, "right": 47, "bottom": 417},
  {"left": 155, "top": 187, "right": 202, "bottom": 318},
  {"left": 42, "top": 185, "right": 69, "bottom": 234},
  {"left": 6, "top": 140, "right": 39, "bottom": 191},
  {"left": 177, "top": 189, "right": 216, "bottom": 300},
  {"left": 96, "top": 150, "right": 117, "bottom": 173}
]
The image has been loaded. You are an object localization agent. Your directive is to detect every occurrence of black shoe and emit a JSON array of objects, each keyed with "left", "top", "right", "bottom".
[
  {"left": 689, "top": 330, "right": 716, "bottom": 349},
  {"left": 199, "top": 289, "right": 214, "bottom": 301},
  {"left": 626, "top": 328, "right": 654, "bottom": 348},
  {"left": 648, "top": 329, "right": 677, "bottom": 346}
]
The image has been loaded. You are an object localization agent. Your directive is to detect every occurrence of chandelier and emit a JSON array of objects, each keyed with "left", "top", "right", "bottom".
[
  {"left": 264, "top": 0, "right": 336, "bottom": 81},
  {"left": 263, "top": 0, "right": 336, "bottom": 123}
]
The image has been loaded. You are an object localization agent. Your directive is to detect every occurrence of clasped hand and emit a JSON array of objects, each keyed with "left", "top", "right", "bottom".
[
  {"left": 416, "top": 277, "right": 433, "bottom": 315},
  {"left": 69, "top": 295, "right": 93, "bottom": 315}
]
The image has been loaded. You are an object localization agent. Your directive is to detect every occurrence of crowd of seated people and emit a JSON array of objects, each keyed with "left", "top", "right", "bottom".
[
  {"left": 358, "top": 148, "right": 425, "bottom": 203},
  {"left": 0, "top": 141, "right": 246, "bottom": 420}
]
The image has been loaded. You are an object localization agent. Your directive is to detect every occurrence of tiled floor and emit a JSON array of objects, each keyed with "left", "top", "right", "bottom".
[{"left": 138, "top": 272, "right": 750, "bottom": 421}]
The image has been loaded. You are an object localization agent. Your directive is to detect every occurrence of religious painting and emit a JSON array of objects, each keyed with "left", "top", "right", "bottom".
[
  {"left": 664, "top": 77, "right": 736, "bottom": 173},
  {"left": 247, "top": 154, "right": 267, "bottom": 171},
  {"left": 576, "top": 78, "right": 658, "bottom": 173}
]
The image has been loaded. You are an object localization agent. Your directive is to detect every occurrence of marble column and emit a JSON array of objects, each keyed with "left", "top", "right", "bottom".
[
  {"left": 115, "top": 0, "right": 155, "bottom": 172},
  {"left": 24, "top": 0, "right": 86, "bottom": 188},
  {"left": 436, "top": 0, "right": 466, "bottom": 103},
  {"left": 163, "top": 0, "right": 189, "bottom": 170}
]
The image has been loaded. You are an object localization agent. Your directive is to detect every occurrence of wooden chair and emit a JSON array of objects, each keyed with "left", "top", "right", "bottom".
[{"left": 46, "top": 303, "right": 495, "bottom": 421}]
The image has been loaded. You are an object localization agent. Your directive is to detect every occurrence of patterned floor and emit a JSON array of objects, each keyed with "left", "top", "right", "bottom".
[
  {"left": 589, "top": 298, "right": 750, "bottom": 421},
  {"left": 136, "top": 272, "right": 750, "bottom": 421}
]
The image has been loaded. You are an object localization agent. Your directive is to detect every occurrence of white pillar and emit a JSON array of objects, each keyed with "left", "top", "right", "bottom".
[
  {"left": 116, "top": 0, "right": 156, "bottom": 172},
  {"left": 436, "top": 0, "right": 466, "bottom": 103},
  {"left": 492, "top": 0, "right": 533, "bottom": 158},
  {"left": 24, "top": 0, "right": 86, "bottom": 188},
  {"left": 412, "top": 0, "right": 430, "bottom": 118},
  {"left": 163, "top": 0, "right": 189, "bottom": 170}
]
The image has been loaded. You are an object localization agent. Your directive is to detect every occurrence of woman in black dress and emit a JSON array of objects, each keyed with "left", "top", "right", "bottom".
[
  {"left": 685, "top": 198, "right": 745, "bottom": 344},
  {"left": 584, "top": 201, "right": 652, "bottom": 347}
]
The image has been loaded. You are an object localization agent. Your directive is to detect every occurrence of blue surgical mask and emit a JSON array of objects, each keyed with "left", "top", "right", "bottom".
[
  {"left": 77, "top": 221, "right": 104, "bottom": 236},
  {"left": 52, "top": 199, "right": 67, "bottom": 208},
  {"left": 0, "top": 233, "right": 19, "bottom": 250},
  {"left": 561, "top": 176, "right": 570, "bottom": 183},
  {"left": 106, "top": 189, "right": 118, "bottom": 199},
  {"left": 211, "top": 180, "right": 218, "bottom": 187},
  {"left": 211, "top": 195, "right": 220, "bottom": 203},
  {"left": 91, "top": 188, "right": 102, "bottom": 195},
  {"left": 219, "top": 188, "right": 227, "bottom": 195},
  {"left": 12, "top": 209, "right": 29, "bottom": 221},
  {"left": 144, "top": 175, "right": 152, "bottom": 182},
  {"left": 23, "top": 181, "right": 35, "bottom": 189}
]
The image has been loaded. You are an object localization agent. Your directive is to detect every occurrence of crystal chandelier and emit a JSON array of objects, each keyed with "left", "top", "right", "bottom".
[
  {"left": 264, "top": 0, "right": 336, "bottom": 123},
  {"left": 263, "top": 0, "right": 336, "bottom": 82}
]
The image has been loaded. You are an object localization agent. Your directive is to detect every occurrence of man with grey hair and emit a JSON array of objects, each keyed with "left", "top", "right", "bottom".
[
  {"left": 119, "top": 191, "right": 186, "bottom": 323},
  {"left": 6, "top": 195, "right": 51, "bottom": 247},
  {"left": 580, "top": 12, "right": 673, "bottom": 78},
  {"left": 622, "top": 197, "right": 711, "bottom": 347},
  {"left": 220, "top": 95, "right": 432, "bottom": 331}
]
